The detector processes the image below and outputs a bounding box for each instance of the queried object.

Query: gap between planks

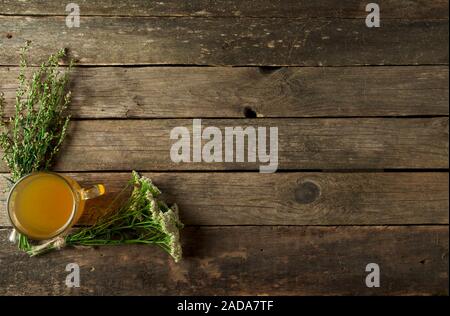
[1,14,449,20]
[0,0,448,19]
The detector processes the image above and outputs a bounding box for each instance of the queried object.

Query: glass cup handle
[80,184,106,200]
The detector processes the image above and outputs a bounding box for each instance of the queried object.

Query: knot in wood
[295,181,321,204]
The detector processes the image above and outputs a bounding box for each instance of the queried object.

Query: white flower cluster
[132,171,184,262]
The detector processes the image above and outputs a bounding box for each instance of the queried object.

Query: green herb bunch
[0,43,71,183]
[0,43,72,251]
[1,45,184,261]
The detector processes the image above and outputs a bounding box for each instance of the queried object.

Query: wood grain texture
[1,118,446,171]
[0,0,447,298]
[0,226,447,295]
[0,0,448,19]
[1,66,448,118]
[0,172,448,226]
[1,16,448,66]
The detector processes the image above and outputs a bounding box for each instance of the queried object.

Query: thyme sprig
[0,43,71,183]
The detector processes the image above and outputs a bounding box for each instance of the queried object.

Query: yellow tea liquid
[11,173,76,239]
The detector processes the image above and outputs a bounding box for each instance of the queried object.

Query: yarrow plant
[0,44,183,261]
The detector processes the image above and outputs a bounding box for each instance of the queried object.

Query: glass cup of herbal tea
[7,171,105,240]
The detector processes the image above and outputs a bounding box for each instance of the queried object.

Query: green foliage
[0,43,71,182]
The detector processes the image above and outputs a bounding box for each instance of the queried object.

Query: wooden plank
[1,66,448,118]
[0,226,447,295]
[0,17,448,66]
[0,0,448,19]
[2,118,447,171]
[0,172,447,226]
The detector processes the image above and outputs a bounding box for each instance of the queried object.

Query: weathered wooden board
[1,17,448,66]
[0,172,448,226]
[0,0,448,19]
[0,226,447,295]
[1,118,446,171]
[1,66,448,118]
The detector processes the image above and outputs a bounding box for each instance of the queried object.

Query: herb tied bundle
[0,45,183,262]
